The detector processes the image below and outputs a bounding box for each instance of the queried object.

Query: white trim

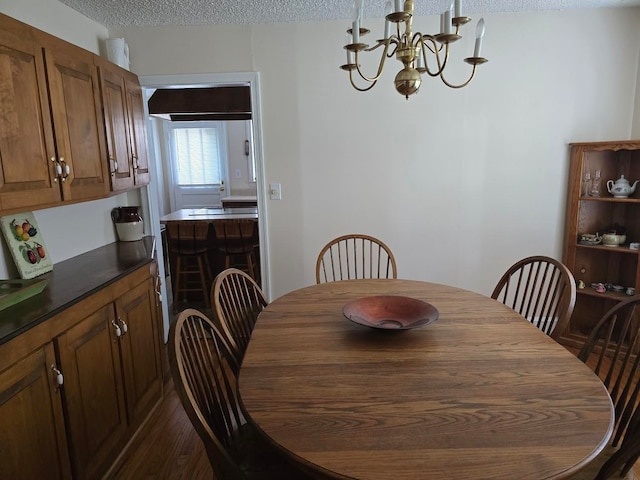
[138,72,271,302]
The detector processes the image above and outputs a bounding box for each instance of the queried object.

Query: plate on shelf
[579,235,602,246]
[342,295,439,330]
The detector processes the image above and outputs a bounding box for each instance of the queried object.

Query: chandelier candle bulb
[454,0,461,18]
[416,49,424,69]
[443,4,453,34]
[394,0,403,12]
[474,18,485,57]
[347,48,354,64]
[352,20,360,43]
[384,1,393,38]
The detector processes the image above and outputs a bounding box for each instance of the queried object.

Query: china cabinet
[561,140,640,348]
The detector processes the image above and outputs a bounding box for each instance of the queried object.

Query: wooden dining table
[239,279,614,480]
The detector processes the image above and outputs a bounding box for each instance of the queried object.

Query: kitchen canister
[111,206,143,241]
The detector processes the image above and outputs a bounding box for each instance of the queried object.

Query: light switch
[269,183,282,200]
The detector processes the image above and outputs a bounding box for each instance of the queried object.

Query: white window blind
[172,124,223,185]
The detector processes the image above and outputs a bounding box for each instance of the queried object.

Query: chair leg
[197,255,209,308]
[172,256,182,313]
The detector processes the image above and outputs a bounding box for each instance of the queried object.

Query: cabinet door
[56,303,128,480]
[99,65,135,192]
[42,36,110,202]
[125,77,151,186]
[117,279,163,429]
[0,342,71,480]
[0,15,61,211]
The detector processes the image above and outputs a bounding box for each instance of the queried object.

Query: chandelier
[341,0,487,99]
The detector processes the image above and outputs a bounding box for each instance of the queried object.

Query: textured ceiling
[58,0,640,27]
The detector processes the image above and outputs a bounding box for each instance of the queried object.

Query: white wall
[634,46,640,138]
[3,3,638,300]
[114,8,640,299]
[0,1,143,279]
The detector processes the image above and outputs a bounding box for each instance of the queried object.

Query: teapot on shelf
[607,175,639,198]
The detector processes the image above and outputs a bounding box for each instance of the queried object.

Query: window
[166,121,228,210]
[169,121,227,186]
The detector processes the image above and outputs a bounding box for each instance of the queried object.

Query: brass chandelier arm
[438,64,478,89]
[416,33,442,56]
[366,37,399,57]
[354,39,394,84]
[416,34,449,78]
[348,71,379,92]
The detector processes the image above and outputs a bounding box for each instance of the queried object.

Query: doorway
[138,72,269,339]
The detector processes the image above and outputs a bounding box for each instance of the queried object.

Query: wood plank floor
[108,378,212,480]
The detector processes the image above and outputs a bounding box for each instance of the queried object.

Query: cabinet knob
[112,319,122,338]
[132,155,138,170]
[60,158,70,181]
[155,274,163,303]
[118,317,128,334]
[51,364,64,389]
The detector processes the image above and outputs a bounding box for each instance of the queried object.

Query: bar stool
[166,221,213,312]
[213,219,259,283]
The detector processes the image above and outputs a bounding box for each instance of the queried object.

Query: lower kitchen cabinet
[0,342,72,480]
[57,277,162,480]
[56,302,128,480]
[0,241,163,480]
[116,279,163,430]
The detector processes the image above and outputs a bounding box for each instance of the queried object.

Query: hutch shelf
[561,140,640,348]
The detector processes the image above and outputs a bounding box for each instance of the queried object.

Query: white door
[166,120,229,211]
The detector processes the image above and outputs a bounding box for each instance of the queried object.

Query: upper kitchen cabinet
[35,29,111,202]
[97,58,150,192]
[125,76,151,187]
[0,15,62,212]
[0,13,150,215]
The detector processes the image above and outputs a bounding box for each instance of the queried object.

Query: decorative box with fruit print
[0,212,52,279]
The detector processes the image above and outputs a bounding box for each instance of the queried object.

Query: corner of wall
[633,45,640,138]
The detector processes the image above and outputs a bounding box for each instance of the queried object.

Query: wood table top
[239,279,613,480]
[159,207,258,222]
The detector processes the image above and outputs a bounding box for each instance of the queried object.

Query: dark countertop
[0,236,156,345]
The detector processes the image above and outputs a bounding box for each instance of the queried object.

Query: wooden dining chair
[169,309,313,480]
[315,234,397,284]
[491,255,576,340]
[165,221,213,312]
[212,268,268,367]
[565,295,640,479]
